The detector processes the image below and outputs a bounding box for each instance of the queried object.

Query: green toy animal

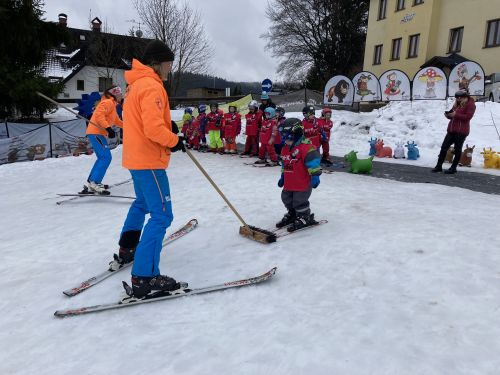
[344,150,374,174]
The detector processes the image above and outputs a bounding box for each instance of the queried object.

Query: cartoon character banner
[412,67,447,100]
[323,75,354,106]
[352,72,382,102]
[448,61,485,97]
[380,70,411,101]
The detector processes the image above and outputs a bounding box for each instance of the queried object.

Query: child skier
[181,107,193,135]
[302,105,321,149]
[242,100,262,156]
[255,107,279,166]
[197,104,208,151]
[276,118,322,232]
[318,107,334,165]
[83,85,123,195]
[187,115,201,150]
[223,104,241,154]
[275,107,286,158]
[206,102,224,154]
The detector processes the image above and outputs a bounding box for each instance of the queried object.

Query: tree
[0,0,69,120]
[262,0,368,90]
[133,0,213,96]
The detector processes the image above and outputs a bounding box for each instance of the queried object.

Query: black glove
[170,136,186,153]
[106,127,115,138]
[215,117,222,127]
[171,121,179,134]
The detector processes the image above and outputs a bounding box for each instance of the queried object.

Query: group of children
[179,96,335,168]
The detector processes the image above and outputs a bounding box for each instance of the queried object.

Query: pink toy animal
[375,139,393,158]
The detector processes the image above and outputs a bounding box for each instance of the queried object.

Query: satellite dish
[135,29,143,38]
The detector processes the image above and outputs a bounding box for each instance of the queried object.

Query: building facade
[363,0,500,77]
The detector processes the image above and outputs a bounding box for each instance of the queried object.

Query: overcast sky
[42,0,280,82]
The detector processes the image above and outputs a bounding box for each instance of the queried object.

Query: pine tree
[0,0,69,120]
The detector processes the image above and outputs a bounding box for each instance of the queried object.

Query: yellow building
[363,0,500,78]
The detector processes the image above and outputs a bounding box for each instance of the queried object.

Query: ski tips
[239,225,277,244]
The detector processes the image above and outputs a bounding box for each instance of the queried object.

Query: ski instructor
[115,39,186,299]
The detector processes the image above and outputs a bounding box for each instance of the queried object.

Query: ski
[244,162,280,168]
[274,219,328,238]
[57,193,135,200]
[62,219,198,297]
[56,178,132,205]
[54,267,277,318]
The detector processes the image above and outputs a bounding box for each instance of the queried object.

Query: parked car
[485,73,500,103]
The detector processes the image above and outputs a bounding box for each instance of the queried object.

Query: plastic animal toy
[375,139,392,158]
[480,148,500,169]
[368,137,378,156]
[405,141,420,160]
[393,142,405,159]
[459,144,475,167]
[445,146,454,163]
[344,150,374,174]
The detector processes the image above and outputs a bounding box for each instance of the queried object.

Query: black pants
[436,133,467,170]
[281,188,312,216]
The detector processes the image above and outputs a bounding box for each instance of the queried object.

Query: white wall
[58,65,127,100]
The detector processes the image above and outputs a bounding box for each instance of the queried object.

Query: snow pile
[0,147,500,374]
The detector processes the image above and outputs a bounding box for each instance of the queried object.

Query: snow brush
[185,149,276,244]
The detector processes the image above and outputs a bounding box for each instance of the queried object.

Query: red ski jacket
[223,113,241,138]
[259,118,278,144]
[302,117,321,148]
[281,139,322,191]
[206,110,224,132]
[245,111,262,137]
[317,118,333,141]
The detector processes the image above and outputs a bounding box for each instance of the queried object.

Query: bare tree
[133,0,212,95]
[262,0,368,86]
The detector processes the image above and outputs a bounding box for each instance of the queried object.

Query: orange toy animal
[375,139,393,158]
[459,144,475,167]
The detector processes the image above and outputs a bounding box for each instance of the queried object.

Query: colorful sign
[412,67,447,100]
[323,75,354,106]
[379,70,411,101]
[352,72,382,102]
[448,61,485,96]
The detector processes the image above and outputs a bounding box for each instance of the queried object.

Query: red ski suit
[302,117,321,148]
[223,112,241,152]
[281,141,320,191]
[206,110,224,132]
[317,118,333,158]
[244,110,262,155]
[258,118,278,162]
[187,120,201,149]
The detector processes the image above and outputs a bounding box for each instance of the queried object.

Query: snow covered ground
[1,145,500,374]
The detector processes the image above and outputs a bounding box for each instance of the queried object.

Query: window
[79,34,86,41]
[76,80,85,91]
[448,27,464,53]
[413,0,424,5]
[98,77,113,92]
[373,44,383,65]
[408,34,420,58]
[485,19,500,48]
[378,0,387,20]
[391,38,402,60]
[396,0,405,11]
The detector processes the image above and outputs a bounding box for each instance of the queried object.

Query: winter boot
[444,167,457,174]
[321,158,333,166]
[287,213,317,232]
[218,148,225,155]
[276,210,296,228]
[254,159,267,165]
[131,274,185,298]
[86,181,110,195]
[431,166,443,173]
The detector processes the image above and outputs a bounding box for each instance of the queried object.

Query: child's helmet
[248,100,259,109]
[264,107,276,119]
[184,107,193,115]
[282,118,303,143]
[276,107,285,117]
[305,105,315,116]
[182,113,192,122]
[198,104,207,113]
[321,107,332,116]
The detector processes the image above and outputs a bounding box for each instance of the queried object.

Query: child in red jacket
[242,100,262,156]
[302,105,321,149]
[223,105,241,154]
[318,107,334,165]
[276,118,322,232]
[187,116,201,151]
[255,107,279,166]
[206,102,224,154]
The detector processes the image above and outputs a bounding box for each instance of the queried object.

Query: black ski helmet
[282,118,303,143]
[276,107,285,117]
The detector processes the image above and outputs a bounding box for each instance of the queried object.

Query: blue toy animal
[368,137,378,156]
[405,141,420,160]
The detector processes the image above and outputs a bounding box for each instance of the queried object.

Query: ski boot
[109,230,141,271]
[268,161,280,167]
[130,274,186,299]
[254,159,267,165]
[287,213,318,232]
[86,181,110,195]
[276,210,296,228]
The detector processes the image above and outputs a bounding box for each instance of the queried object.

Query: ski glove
[311,175,320,188]
[170,136,186,153]
[106,127,115,138]
[278,174,284,188]
[171,121,179,134]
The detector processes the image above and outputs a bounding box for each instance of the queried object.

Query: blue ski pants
[121,170,174,277]
[87,134,111,184]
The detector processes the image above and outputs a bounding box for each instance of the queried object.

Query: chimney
[91,17,102,32]
[58,13,67,27]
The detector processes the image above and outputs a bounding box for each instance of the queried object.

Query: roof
[420,53,469,69]
[188,87,226,91]
[41,25,152,83]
